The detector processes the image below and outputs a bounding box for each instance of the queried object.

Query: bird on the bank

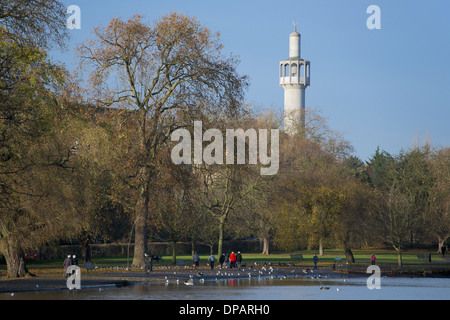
[184,279,194,286]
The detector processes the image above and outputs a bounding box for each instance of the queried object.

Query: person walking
[71,255,78,266]
[236,251,243,269]
[229,251,237,269]
[208,253,216,270]
[63,255,72,278]
[219,254,226,268]
[313,254,319,270]
[441,245,447,257]
[371,253,376,265]
[193,251,200,269]
[225,254,230,268]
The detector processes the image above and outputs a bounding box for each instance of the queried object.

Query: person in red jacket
[371,253,376,265]
[229,251,237,269]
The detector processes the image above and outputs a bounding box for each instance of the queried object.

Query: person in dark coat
[313,254,319,270]
[63,255,72,278]
[71,255,78,266]
[219,254,226,268]
[236,251,243,269]
[71,255,79,276]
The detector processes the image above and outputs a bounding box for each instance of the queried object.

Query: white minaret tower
[280,24,310,134]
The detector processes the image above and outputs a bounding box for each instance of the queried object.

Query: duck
[320,287,330,290]
[184,279,194,286]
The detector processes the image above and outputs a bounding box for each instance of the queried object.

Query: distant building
[280,24,310,134]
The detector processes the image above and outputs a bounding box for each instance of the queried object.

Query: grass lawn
[46,249,448,267]
[11,248,448,272]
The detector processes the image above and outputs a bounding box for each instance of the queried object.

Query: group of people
[63,254,79,278]
[192,251,244,270]
[218,251,243,269]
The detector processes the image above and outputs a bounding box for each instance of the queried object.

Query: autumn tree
[0,0,68,50]
[62,106,133,262]
[232,110,283,255]
[0,0,86,278]
[367,147,434,266]
[271,145,345,255]
[269,106,358,255]
[78,13,247,266]
[150,149,201,264]
[428,148,450,252]
[197,157,259,258]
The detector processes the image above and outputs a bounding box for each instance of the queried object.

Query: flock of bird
[7,262,349,296]
[155,263,345,293]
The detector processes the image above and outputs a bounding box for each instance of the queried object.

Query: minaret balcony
[280,76,310,86]
[279,59,311,87]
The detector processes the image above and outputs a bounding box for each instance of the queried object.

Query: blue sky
[55,0,450,162]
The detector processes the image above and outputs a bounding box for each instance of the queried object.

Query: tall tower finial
[293,21,297,32]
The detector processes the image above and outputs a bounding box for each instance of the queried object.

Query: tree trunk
[171,241,177,265]
[2,240,30,278]
[319,239,324,257]
[81,243,91,263]
[132,210,148,267]
[218,219,224,258]
[132,154,153,267]
[437,236,448,253]
[132,110,151,267]
[132,182,149,267]
[344,246,355,263]
[262,237,270,255]
[80,236,91,263]
[395,246,403,267]
[307,240,312,251]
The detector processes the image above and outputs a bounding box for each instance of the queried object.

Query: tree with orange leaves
[77,13,248,267]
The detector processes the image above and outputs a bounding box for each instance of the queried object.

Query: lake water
[2,276,450,300]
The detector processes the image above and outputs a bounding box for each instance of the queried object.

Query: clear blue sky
[55,0,450,162]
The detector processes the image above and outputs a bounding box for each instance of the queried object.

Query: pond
[1,275,449,300]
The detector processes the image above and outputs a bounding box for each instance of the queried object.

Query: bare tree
[429,148,450,252]
[78,13,247,266]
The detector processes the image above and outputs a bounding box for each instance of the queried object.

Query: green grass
[20,248,448,269]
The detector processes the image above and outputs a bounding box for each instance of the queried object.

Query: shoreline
[1,264,449,294]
